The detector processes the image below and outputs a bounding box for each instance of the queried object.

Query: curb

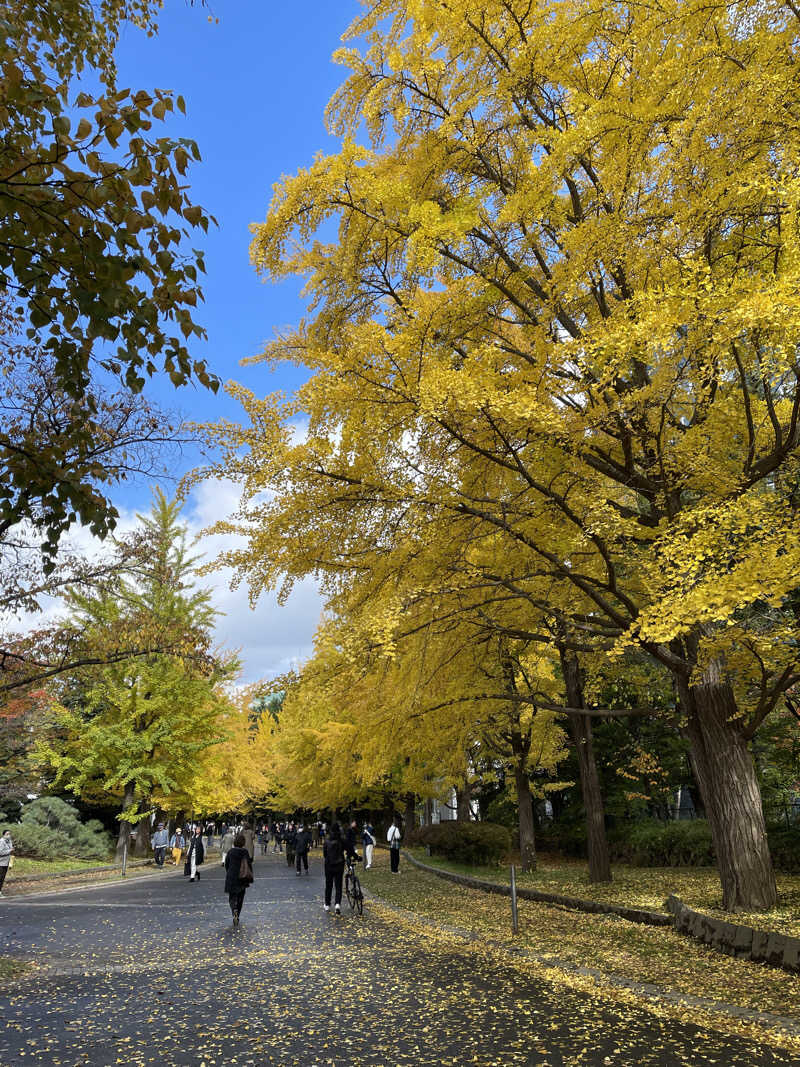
[10,858,153,884]
[402,849,670,927]
[668,894,800,975]
[1,862,187,900]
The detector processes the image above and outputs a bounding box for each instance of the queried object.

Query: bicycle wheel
[345,870,356,909]
[354,876,363,915]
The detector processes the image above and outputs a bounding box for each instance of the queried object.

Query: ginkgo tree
[197,0,800,909]
[36,492,238,857]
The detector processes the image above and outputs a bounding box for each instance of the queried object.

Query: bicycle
[344,854,364,915]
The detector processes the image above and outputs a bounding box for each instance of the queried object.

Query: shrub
[617,819,715,866]
[414,821,511,866]
[1,797,111,861]
[766,826,800,873]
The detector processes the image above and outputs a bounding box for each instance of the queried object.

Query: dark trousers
[296,849,308,872]
[0,865,8,891]
[390,847,400,872]
[286,845,295,865]
[154,846,166,867]
[324,867,343,906]
[229,889,246,916]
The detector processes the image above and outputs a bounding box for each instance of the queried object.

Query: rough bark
[403,792,416,836]
[423,797,433,826]
[115,782,136,861]
[513,760,537,872]
[456,780,473,821]
[679,672,777,911]
[132,811,151,857]
[560,649,612,883]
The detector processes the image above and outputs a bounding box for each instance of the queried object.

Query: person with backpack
[387,816,402,873]
[224,832,254,926]
[362,822,376,869]
[323,822,345,914]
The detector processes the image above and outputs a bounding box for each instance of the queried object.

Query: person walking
[387,816,402,873]
[295,824,311,875]
[323,822,345,914]
[344,819,359,863]
[205,823,214,850]
[242,823,255,861]
[0,830,14,896]
[224,832,254,925]
[186,826,205,881]
[151,823,168,869]
[286,822,297,867]
[312,821,320,849]
[220,826,234,867]
[362,822,376,870]
[170,827,186,867]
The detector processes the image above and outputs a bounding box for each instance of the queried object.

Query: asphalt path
[0,851,795,1066]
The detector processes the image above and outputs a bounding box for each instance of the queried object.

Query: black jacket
[224,846,252,894]
[187,836,205,864]
[323,836,344,871]
[343,826,357,859]
[295,829,311,854]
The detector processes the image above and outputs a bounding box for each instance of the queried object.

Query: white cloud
[183,477,323,683]
[6,478,323,686]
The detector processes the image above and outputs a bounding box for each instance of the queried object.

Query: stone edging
[401,849,799,977]
[401,849,671,927]
[667,894,800,975]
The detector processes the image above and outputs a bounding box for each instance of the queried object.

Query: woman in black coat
[323,822,345,914]
[224,832,253,925]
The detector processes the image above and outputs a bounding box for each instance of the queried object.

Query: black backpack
[326,838,343,866]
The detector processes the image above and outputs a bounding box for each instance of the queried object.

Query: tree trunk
[115,782,136,862]
[560,649,612,883]
[514,761,537,872]
[456,781,472,821]
[403,792,416,836]
[423,797,433,826]
[680,674,776,911]
[132,811,151,857]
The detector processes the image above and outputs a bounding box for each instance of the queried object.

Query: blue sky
[114,0,361,499]
[95,2,367,679]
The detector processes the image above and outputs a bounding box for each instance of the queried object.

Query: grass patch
[363,849,800,1023]
[406,848,800,938]
[10,856,114,878]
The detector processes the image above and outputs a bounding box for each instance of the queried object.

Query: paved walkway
[0,851,794,1065]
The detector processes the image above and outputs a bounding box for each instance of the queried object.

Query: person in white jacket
[387,817,402,873]
[0,830,14,896]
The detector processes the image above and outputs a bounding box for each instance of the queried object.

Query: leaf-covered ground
[405,849,800,938]
[365,850,800,1031]
[0,850,796,1065]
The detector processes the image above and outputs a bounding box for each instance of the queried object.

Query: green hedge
[766,826,800,873]
[538,818,800,871]
[611,819,714,867]
[2,797,111,861]
[410,821,511,866]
